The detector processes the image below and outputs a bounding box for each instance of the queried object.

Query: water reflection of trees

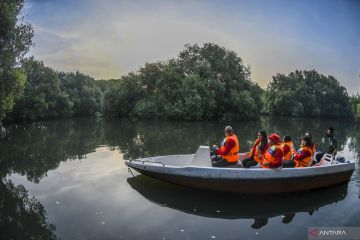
[0,179,58,240]
[260,116,353,151]
[0,117,357,239]
[0,119,104,240]
[0,117,357,182]
[104,119,225,159]
[109,116,356,160]
[0,119,103,182]
[349,124,360,160]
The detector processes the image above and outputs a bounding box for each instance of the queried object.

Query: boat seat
[316,153,334,166]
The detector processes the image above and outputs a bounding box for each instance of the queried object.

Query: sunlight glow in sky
[24,0,360,93]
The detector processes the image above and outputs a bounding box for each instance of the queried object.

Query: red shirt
[217,138,235,156]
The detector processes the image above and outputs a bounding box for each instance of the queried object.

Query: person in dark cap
[211,126,239,167]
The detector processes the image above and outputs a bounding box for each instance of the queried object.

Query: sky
[23,0,360,93]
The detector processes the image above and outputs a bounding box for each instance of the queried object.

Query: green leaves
[6,58,103,122]
[265,70,352,119]
[0,0,33,124]
[349,94,360,123]
[102,43,263,121]
[0,68,27,121]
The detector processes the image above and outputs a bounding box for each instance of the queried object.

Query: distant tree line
[1,2,359,124]
[264,70,354,119]
[2,44,360,124]
[100,43,263,121]
[5,58,103,122]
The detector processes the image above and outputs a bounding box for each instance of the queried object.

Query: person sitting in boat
[242,130,269,168]
[305,131,316,158]
[258,133,283,169]
[283,135,313,168]
[314,127,337,163]
[211,126,239,167]
[282,135,295,161]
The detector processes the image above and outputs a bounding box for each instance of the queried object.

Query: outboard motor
[335,156,349,163]
[335,156,345,163]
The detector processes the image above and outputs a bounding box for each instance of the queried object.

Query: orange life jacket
[310,143,316,157]
[294,146,313,168]
[220,134,239,163]
[261,144,283,168]
[250,139,268,163]
[282,141,295,161]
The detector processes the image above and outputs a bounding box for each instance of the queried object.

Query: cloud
[28,1,242,80]
[25,0,360,93]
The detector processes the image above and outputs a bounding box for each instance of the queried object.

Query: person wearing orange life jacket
[282,135,295,161]
[242,131,269,168]
[304,132,316,159]
[283,135,313,168]
[257,133,283,169]
[211,126,239,167]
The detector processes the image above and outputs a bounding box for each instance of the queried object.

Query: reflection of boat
[125,146,355,193]
[127,174,348,220]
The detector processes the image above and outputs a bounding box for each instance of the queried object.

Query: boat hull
[125,160,355,193]
[127,174,348,219]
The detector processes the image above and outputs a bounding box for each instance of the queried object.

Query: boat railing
[129,159,165,167]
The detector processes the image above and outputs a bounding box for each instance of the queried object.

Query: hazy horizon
[23,0,360,93]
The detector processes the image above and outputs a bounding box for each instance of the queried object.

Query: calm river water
[0,117,359,240]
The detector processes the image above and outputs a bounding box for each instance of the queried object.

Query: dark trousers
[211,155,237,167]
[283,160,295,168]
[242,157,258,168]
[315,152,325,163]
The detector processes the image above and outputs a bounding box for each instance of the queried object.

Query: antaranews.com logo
[308,227,360,240]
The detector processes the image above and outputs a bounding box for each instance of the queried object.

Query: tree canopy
[7,58,103,122]
[265,70,352,118]
[103,43,264,120]
[0,0,33,123]
[1,42,359,123]
[350,94,360,123]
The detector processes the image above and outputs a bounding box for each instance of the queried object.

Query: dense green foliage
[2,42,359,123]
[6,58,102,122]
[350,94,360,123]
[0,0,357,123]
[103,43,264,120]
[265,70,353,118]
[0,0,33,123]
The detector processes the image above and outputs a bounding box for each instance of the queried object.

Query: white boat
[125,146,355,193]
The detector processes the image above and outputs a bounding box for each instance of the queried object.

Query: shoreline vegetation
[3,43,360,125]
[1,1,360,126]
